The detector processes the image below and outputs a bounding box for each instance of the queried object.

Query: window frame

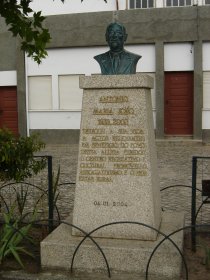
[165,0,192,6]
[130,0,155,9]
[58,74,84,111]
[28,75,52,111]
[204,0,210,5]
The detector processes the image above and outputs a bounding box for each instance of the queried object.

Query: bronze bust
[94,22,141,75]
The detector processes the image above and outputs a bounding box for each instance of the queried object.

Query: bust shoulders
[94,50,141,63]
[121,50,142,62]
[94,49,141,75]
[94,51,110,63]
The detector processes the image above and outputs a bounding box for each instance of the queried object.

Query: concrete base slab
[41,211,185,280]
[0,270,153,280]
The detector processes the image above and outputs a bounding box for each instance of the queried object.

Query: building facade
[1,1,210,143]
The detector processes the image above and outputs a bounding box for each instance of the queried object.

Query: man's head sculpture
[94,22,141,75]
[105,22,128,53]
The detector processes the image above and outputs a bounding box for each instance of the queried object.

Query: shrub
[0,129,46,182]
[0,207,36,267]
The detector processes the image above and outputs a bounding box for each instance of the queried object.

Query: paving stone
[1,140,210,280]
[39,140,210,226]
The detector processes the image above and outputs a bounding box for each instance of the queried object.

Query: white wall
[164,43,194,71]
[26,0,209,17]
[28,111,81,129]
[27,45,155,75]
[203,42,210,71]
[30,0,121,16]
[0,71,17,86]
[29,0,167,16]
[26,45,155,131]
[202,42,210,129]
[29,0,207,16]
[156,0,164,7]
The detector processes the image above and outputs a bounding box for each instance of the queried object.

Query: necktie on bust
[113,54,120,73]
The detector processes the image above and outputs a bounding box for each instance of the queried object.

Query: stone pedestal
[72,74,161,240]
[41,212,185,280]
[41,74,184,279]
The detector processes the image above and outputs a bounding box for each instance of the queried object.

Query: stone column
[155,41,164,139]
[193,39,203,140]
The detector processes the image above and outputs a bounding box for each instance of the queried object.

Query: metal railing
[1,154,210,278]
[191,156,210,251]
[0,155,76,232]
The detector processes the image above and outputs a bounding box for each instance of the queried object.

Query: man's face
[106,24,127,52]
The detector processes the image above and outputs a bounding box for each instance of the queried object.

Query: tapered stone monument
[41,74,184,279]
[72,74,161,240]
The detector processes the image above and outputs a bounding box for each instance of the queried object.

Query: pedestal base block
[41,211,185,280]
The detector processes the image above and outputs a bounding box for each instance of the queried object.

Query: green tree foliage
[0,0,106,64]
[0,0,52,64]
[0,129,46,182]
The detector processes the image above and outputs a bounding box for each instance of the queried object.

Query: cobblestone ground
[156,140,210,225]
[39,140,210,225]
[1,140,210,280]
[2,140,209,225]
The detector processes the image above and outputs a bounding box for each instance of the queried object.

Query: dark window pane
[130,0,135,8]
[142,0,147,8]
[206,0,210,4]
[136,0,141,8]
[186,0,192,5]
[149,0,154,7]
[173,0,178,6]
[166,0,171,6]
[179,0,184,6]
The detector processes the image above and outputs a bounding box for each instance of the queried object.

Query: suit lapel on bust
[118,52,132,74]
[101,52,114,74]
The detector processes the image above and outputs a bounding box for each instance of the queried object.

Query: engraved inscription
[98,118,129,126]
[99,96,128,103]
[94,201,109,206]
[118,107,134,115]
[113,201,128,207]
[93,108,113,115]
[78,94,148,184]
[93,201,128,207]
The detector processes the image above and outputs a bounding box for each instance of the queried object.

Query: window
[205,0,210,5]
[130,0,154,9]
[58,75,83,110]
[166,0,192,6]
[203,72,210,108]
[28,76,52,110]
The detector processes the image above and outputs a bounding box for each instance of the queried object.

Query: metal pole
[116,0,119,10]
[191,156,197,251]
[47,156,54,232]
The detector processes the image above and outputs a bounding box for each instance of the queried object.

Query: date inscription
[93,201,128,207]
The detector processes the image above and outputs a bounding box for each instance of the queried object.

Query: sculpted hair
[105,22,127,39]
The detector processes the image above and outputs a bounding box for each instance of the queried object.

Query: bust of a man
[94,22,141,75]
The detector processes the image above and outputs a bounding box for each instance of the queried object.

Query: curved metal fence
[1,217,210,279]
[1,155,210,279]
